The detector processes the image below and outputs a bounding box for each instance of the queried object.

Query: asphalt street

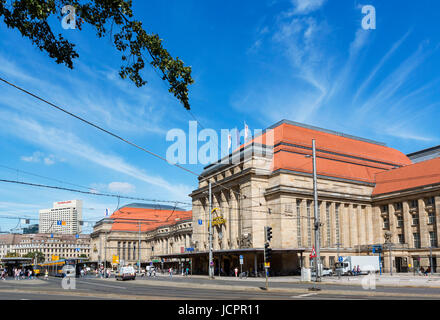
[1,275,440,300]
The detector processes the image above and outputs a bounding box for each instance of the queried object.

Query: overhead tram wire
[0,77,272,213]
[0,179,191,206]
[0,177,304,217]
[0,164,97,192]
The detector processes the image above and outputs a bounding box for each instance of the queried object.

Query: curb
[97,278,440,298]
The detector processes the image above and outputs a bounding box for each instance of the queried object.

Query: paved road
[1,275,440,300]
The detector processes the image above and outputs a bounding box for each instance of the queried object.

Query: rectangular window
[397,215,403,228]
[133,243,136,260]
[335,204,340,245]
[326,203,331,247]
[412,214,419,226]
[398,234,405,244]
[430,232,437,247]
[381,205,388,213]
[307,200,312,248]
[428,212,436,225]
[127,242,131,261]
[395,202,402,211]
[410,200,418,209]
[427,197,435,206]
[413,233,421,249]
[296,199,302,247]
[383,216,389,229]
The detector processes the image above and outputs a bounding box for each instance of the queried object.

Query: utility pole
[335,242,342,279]
[138,220,141,272]
[312,139,321,283]
[209,180,213,279]
[104,231,107,274]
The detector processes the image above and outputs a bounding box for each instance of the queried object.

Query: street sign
[338,256,343,262]
[265,262,270,268]
[186,247,194,252]
[310,246,317,258]
[210,261,214,266]
[239,255,244,265]
[198,219,203,225]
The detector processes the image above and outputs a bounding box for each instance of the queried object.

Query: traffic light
[265,226,272,242]
[264,243,272,262]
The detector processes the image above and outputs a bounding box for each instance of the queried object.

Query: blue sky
[0,0,439,232]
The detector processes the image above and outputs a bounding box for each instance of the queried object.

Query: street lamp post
[208,180,214,279]
[138,221,141,272]
[312,139,321,284]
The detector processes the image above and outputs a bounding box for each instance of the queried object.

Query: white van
[116,266,136,281]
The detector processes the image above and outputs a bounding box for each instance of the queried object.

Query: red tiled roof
[373,157,440,195]
[110,207,192,232]
[245,122,412,183]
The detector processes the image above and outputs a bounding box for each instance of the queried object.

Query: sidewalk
[129,272,440,288]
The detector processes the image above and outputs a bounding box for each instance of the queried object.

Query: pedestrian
[44,269,48,280]
[80,269,84,277]
[169,267,173,279]
[234,267,238,278]
[357,265,361,276]
[420,266,425,275]
[107,269,111,278]
[186,267,189,277]
[425,267,430,276]
[1,269,5,280]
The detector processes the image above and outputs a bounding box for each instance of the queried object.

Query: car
[311,268,333,277]
[321,268,333,276]
[115,266,136,281]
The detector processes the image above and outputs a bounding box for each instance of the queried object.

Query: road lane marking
[76,280,127,290]
[291,293,318,298]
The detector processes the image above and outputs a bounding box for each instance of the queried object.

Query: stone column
[358,205,366,246]
[372,206,382,244]
[365,205,373,245]
[388,203,397,244]
[435,196,440,248]
[340,204,349,248]
[301,200,308,248]
[403,201,412,249]
[349,204,357,248]
[320,201,327,248]
[330,202,336,248]
[418,198,430,248]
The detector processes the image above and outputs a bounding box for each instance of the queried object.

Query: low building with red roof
[90,203,192,271]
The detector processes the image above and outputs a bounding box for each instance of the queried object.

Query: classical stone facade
[189,120,440,275]
[0,233,90,262]
[90,203,192,271]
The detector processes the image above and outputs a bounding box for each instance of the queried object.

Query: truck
[335,256,380,275]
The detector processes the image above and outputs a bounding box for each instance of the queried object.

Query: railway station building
[189,120,440,275]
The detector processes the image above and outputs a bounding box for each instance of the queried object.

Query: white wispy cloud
[288,0,327,16]
[357,42,429,115]
[352,30,411,104]
[0,110,193,202]
[21,151,60,165]
[107,182,136,194]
